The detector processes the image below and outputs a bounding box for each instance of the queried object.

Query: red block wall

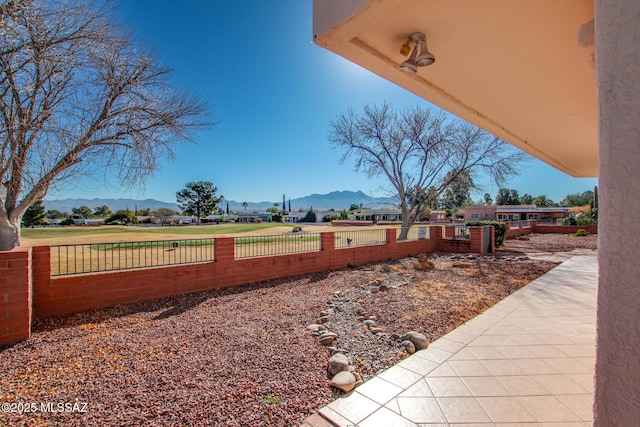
[33,231,443,319]
[0,247,32,345]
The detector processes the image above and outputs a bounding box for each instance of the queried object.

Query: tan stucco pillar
[594,0,640,424]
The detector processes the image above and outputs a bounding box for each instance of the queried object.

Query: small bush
[576,215,596,226]
[573,229,590,237]
[465,220,508,247]
[270,212,283,222]
[322,215,339,223]
[260,395,281,404]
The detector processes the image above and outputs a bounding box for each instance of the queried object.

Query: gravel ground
[501,232,597,253]
[0,233,595,427]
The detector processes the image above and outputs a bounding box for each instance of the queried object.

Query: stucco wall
[594,0,640,424]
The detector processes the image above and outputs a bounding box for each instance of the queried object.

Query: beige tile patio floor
[303,255,597,427]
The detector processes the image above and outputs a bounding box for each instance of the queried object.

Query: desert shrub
[270,212,283,222]
[106,209,138,225]
[573,228,590,236]
[322,215,339,223]
[576,215,596,226]
[465,220,508,247]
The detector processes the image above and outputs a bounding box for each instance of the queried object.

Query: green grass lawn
[21,223,295,245]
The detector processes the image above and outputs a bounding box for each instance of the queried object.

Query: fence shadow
[31,266,361,333]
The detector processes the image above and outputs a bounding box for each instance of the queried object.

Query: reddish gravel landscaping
[0,233,595,426]
[501,232,597,253]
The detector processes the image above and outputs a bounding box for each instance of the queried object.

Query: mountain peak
[44,190,397,213]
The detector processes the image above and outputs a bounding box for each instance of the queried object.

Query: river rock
[318,332,338,346]
[353,372,363,387]
[363,319,377,327]
[369,327,385,334]
[327,353,350,376]
[307,323,326,332]
[400,331,429,351]
[329,371,357,392]
[401,340,416,354]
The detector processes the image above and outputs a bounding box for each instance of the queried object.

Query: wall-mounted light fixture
[400,32,435,73]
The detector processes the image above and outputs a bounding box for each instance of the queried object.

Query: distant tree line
[489,188,597,209]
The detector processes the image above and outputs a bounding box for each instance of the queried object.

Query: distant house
[283,213,304,223]
[429,210,448,222]
[465,205,569,222]
[237,213,272,223]
[354,209,402,223]
[203,214,239,223]
[72,218,105,226]
[465,206,496,221]
[174,216,196,224]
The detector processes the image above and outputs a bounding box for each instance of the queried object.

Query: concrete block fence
[0,226,492,346]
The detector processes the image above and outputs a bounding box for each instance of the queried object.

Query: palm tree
[532,194,554,207]
[242,201,248,213]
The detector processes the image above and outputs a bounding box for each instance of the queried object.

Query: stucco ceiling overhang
[313,0,598,177]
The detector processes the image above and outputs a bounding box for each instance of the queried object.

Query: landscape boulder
[318,332,338,346]
[400,331,429,351]
[413,258,435,271]
[307,323,326,333]
[329,371,357,393]
[401,340,416,354]
[327,353,350,376]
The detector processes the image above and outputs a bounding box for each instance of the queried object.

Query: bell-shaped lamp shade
[400,45,418,73]
[415,38,435,66]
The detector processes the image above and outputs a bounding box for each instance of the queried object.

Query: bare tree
[329,103,528,240]
[0,0,211,250]
[154,207,177,226]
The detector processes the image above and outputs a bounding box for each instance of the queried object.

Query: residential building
[465,205,569,222]
[429,210,447,222]
[353,209,402,222]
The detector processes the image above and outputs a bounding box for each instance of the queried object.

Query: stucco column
[594,0,640,424]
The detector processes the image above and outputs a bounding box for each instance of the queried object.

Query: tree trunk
[397,205,412,241]
[0,214,21,251]
[398,224,410,240]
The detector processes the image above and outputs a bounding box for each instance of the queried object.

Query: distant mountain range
[43,190,397,213]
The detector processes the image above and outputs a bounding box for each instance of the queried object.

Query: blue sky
[50,0,597,205]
